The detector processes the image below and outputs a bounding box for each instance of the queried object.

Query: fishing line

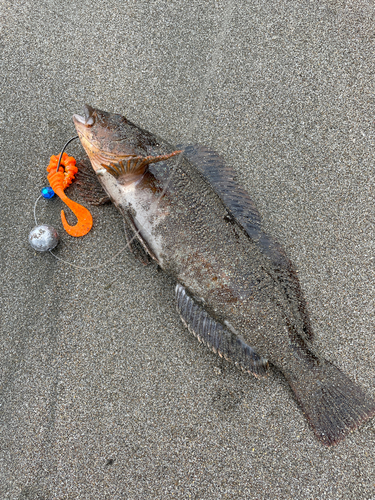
[33,193,131,270]
[55,136,79,172]
[31,133,135,270]
[33,195,43,226]
[48,233,130,270]
[32,2,236,271]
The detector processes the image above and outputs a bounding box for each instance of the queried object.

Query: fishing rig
[28,136,93,252]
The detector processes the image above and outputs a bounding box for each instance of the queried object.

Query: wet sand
[1,0,374,498]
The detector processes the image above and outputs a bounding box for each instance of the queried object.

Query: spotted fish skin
[73,105,375,446]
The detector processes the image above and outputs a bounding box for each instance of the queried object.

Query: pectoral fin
[102,150,182,184]
[175,284,269,378]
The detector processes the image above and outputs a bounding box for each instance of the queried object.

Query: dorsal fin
[179,144,313,341]
[177,144,262,238]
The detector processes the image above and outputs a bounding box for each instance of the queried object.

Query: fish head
[73,105,181,192]
[73,105,147,173]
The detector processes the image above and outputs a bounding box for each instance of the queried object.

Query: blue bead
[41,186,55,199]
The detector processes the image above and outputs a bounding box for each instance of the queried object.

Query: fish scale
[73,105,375,446]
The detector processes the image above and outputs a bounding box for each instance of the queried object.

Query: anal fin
[175,284,269,378]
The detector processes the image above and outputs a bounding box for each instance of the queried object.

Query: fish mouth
[73,105,133,173]
[73,104,95,128]
[73,105,104,172]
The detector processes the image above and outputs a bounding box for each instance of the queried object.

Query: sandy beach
[1,0,374,498]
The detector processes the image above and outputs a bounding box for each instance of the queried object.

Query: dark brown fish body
[74,105,375,446]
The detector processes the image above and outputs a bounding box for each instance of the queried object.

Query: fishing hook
[47,139,93,237]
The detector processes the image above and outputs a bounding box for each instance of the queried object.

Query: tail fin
[286,360,375,446]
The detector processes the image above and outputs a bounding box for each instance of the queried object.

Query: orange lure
[47,153,93,237]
